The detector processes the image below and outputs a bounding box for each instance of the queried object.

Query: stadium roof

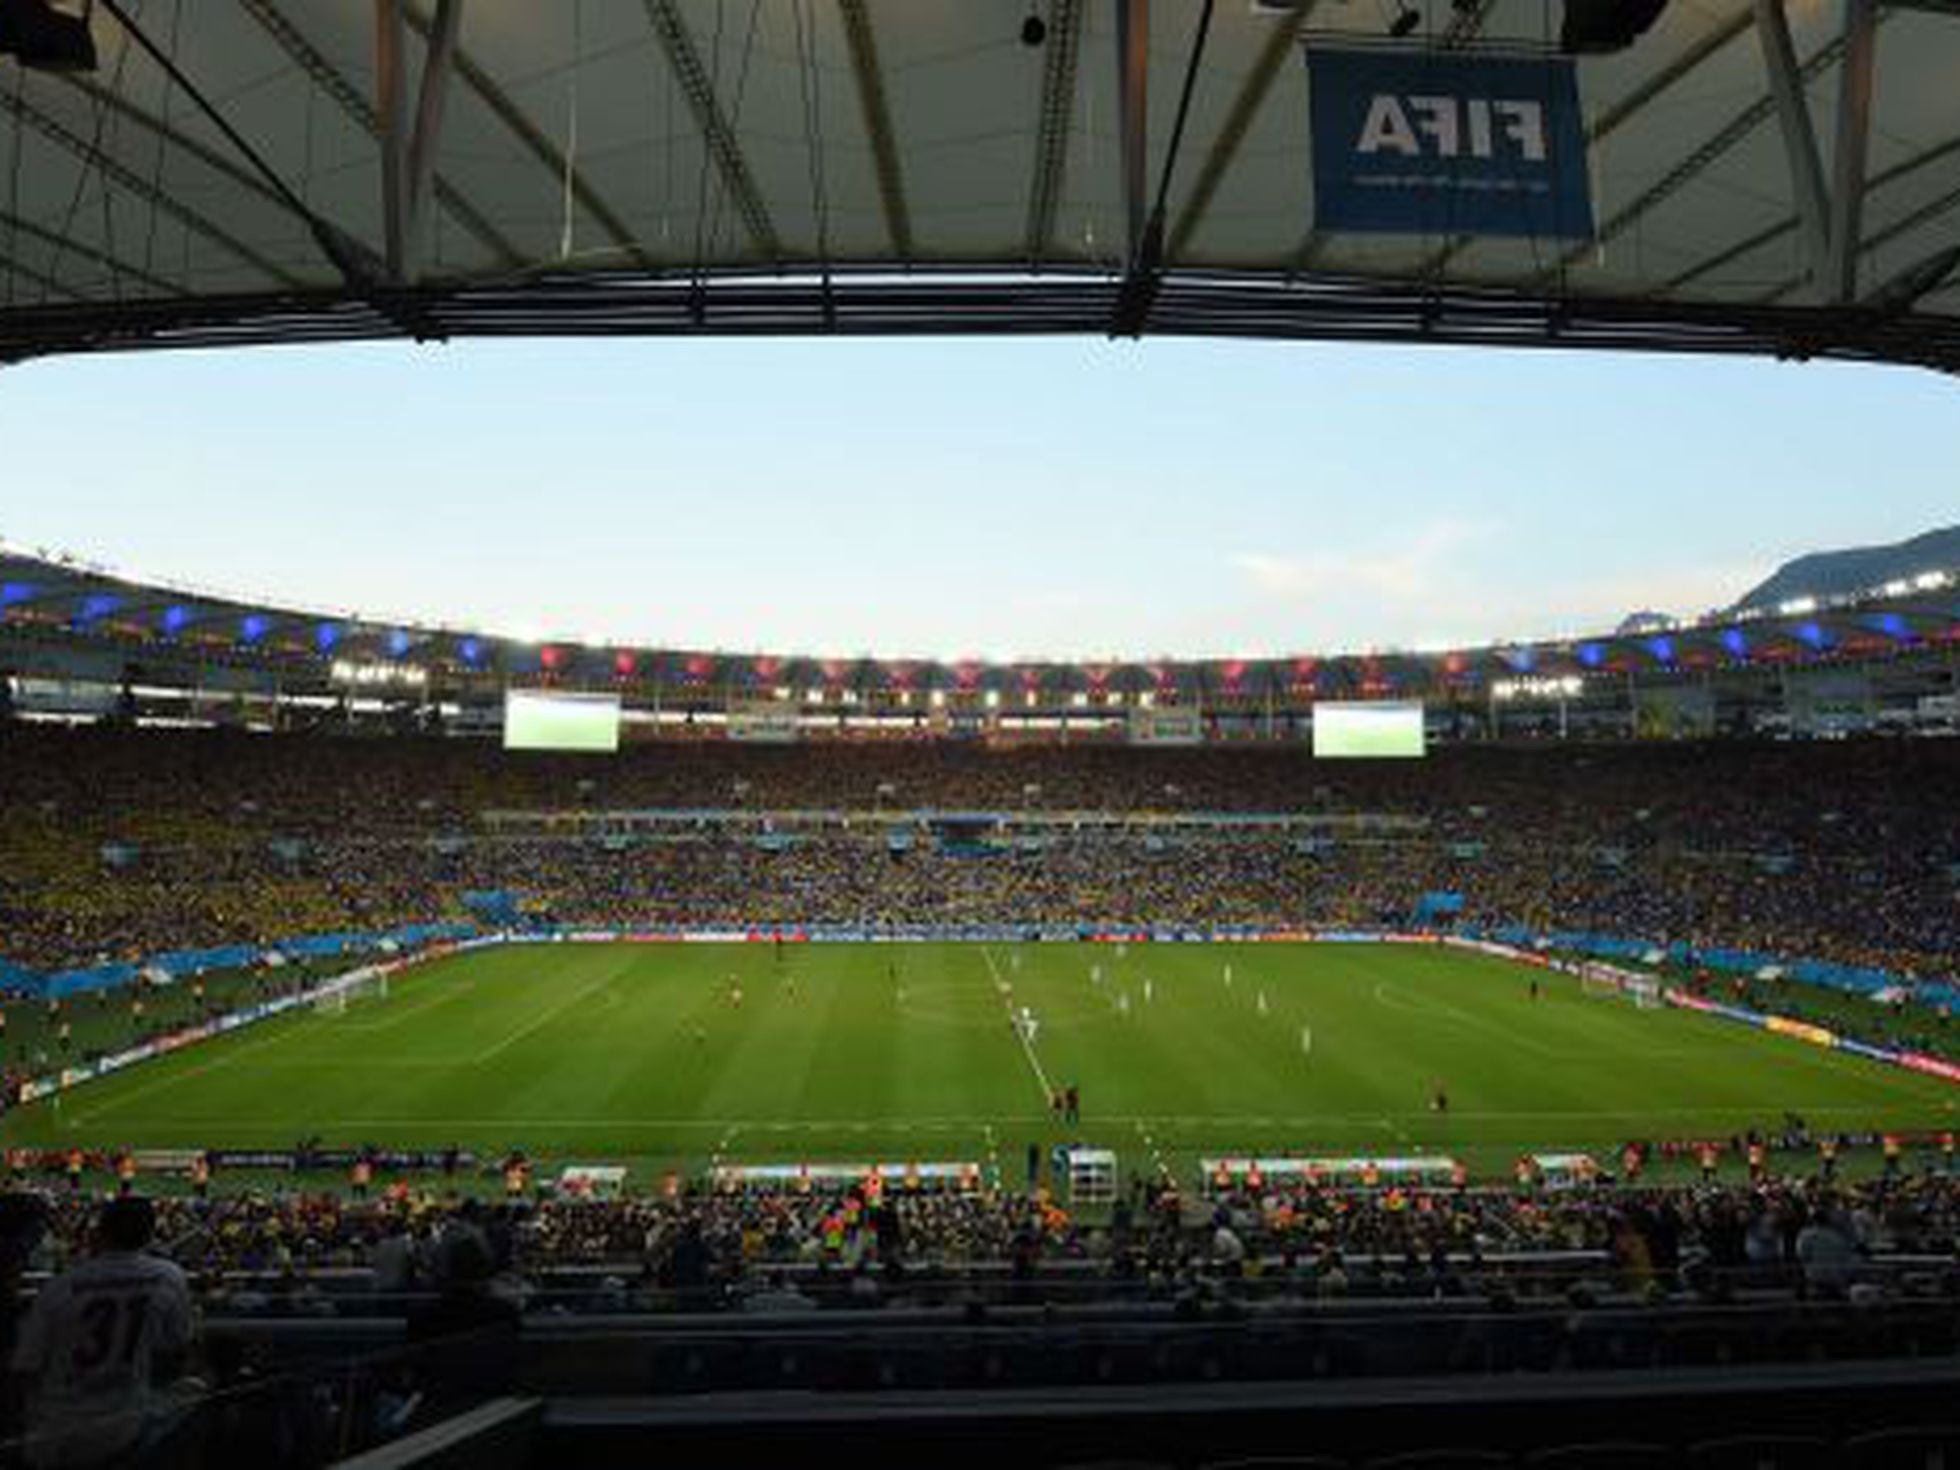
[1,0,1959,371]
[3,543,1954,695]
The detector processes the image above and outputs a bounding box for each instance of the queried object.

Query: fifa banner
[1306,47,1593,239]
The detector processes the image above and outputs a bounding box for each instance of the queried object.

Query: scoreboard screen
[503,690,621,752]
[1312,700,1426,759]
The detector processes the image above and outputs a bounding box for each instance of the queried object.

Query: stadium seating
[0,726,1954,986]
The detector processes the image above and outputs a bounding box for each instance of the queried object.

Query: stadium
[4,1,1960,1467]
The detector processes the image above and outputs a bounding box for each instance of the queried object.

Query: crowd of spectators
[12,1166,1960,1466]
[0,725,1954,983]
[11,1163,1960,1319]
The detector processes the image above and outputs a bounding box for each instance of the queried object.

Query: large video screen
[503,690,621,752]
[1312,700,1426,759]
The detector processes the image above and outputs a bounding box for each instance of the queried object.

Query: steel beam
[1865,243,1960,313]
[1548,21,1871,281]
[377,0,461,283]
[0,209,180,297]
[1025,0,1084,263]
[376,0,410,280]
[240,0,520,273]
[838,0,911,257]
[1760,176,1960,304]
[0,88,306,289]
[0,250,87,304]
[642,0,781,262]
[1754,0,1831,288]
[52,74,295,218]
[406,0,463,275]
[4,268,1958,374]
[1168,0,1316,261]
[96,0,379,288]
[1424,7,1754,279]
[403,2,652,270]
[1668,132,1960,296]
[1116,0,1149,269]
[1826,0,1877,302]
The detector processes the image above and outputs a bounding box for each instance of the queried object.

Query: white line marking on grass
[471,964,623,1065]
[981,945,1057,1107]
[64,1016,314,1125]
[333,980,474,1032]
[91,1113,1051,1133]
[1370,980,1562,1057]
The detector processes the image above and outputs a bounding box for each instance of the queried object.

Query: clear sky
[0,337,1955,660]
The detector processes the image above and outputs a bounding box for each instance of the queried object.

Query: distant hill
[1733,525,1960,611]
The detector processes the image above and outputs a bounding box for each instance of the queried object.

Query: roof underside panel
[0,0,1955,370]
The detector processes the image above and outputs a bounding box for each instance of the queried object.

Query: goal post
[313,967,389,1015]
[1576,961,1662,1010]
[1580,968,1622,1000]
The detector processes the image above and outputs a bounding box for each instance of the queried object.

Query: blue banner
[1307,47,1593,239]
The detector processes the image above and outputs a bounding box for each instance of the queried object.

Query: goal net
[313,969,389,1015]
[1578,963,1662,1010]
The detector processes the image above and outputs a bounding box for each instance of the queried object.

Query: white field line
[1369,979,1565,1058]
[64,1018,310,1126]
[332,978,475,1032]
[86,1098,1957,1136]
[980,945,1057,1107]
[470,962,626,1065]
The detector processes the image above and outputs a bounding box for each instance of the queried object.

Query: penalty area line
[981,945,1058,1108]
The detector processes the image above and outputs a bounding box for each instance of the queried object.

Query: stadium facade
[2,543,1954,740]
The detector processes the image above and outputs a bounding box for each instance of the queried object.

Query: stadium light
[1779,596,1819,616]
[1493,675,1583,701]
[330,660,428,689]
[1559,0,1667,53]
[0,0,97,71]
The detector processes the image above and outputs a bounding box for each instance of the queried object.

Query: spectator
[8,1196,196,1469]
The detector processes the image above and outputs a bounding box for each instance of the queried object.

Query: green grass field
[4,941,1956,1185]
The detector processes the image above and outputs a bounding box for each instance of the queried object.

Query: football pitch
[4,941,1956,1184]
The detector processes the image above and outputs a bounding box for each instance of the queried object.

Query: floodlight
[1560,0,1666,52]
[0,0,97,71]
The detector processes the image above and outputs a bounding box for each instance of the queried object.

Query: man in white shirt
[10,1196,197,1468]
